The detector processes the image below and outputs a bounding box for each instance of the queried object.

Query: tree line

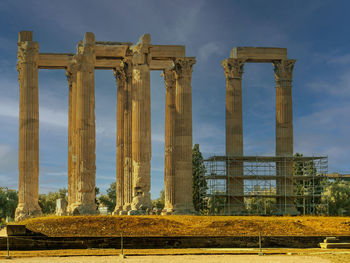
[1,147,350,222]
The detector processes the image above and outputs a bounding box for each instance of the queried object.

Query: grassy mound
[16,215,350,237]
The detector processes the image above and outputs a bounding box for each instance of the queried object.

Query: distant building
[328,173,350,182]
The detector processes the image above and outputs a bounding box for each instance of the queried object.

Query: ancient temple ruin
[15,31,195,221]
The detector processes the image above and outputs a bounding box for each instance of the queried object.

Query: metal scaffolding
[204,155,328,215]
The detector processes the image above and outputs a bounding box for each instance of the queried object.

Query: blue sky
[0,0,349,198]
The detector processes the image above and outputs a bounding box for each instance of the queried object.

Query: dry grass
[13,215,350,237]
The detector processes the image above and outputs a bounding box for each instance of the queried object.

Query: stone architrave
[163,68,176,214]
[66,63,78,214]
[221,58,245,214]
[113,65,126,214]
[70,33,98,215]
[273,59,297,214]
[130,35,152,212]
[15,31,42,221]
[173,57,196,214]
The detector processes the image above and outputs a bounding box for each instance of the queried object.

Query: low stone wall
[2,235,350,250]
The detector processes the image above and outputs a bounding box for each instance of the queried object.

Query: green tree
[0,188,18,221]
[192,144,208,214]
[152,190,165,210]
[293,153,324,215]
[320,179,350,216]
[98,182,116,213]
[38,188,67,215]
[245,186,276,215]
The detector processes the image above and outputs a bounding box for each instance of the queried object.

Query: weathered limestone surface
[66,63,78,214]
[122,58,134,213]
[15,31,42,221]
[69,33,98,215]
[274,59,297,215]
[16,31,196,219]
[222,58,245,214]
[173,58,196,214]
[231,47,287,62]
[130,35,152,212]
[163,68,176,213]
[113,66,125,214]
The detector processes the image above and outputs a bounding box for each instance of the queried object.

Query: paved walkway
[0,255,331,263]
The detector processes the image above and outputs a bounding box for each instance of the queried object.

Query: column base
[70,203,99,215]
[172,204,196,215]
[112,205,123,215]
[15,203,42,222]
[131,193,152,211]
[161,206,174,215]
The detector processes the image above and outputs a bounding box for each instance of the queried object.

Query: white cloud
[198,42,222,62]
[308,69,350,97]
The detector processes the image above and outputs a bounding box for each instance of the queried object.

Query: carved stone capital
[162,69,175,91]
[131,34,152,66]
[273,59,295,82]
[113,67,126,83]
[174,57,196,79]
[17,41,39,76]
[65,63,77,87]
[221,58,245,79]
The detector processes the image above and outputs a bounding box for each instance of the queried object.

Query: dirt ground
[0,249,349,262]
[15,215,350,237]
[0,255,338,263]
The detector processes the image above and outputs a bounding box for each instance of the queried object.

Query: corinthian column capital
[174,57,196,79]
[17,41,39,80]
[65,63,77,87]
[162,69,176,91]
[221,58,245,80]
[273,59,296,82]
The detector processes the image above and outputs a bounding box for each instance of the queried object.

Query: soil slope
[15,215,350,237]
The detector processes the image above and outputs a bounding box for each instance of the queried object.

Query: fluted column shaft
[274,59,296,214]
[163,69,176,213]
[15,31,42,221]
[113,66,126,213]
[222,58,245,214]
[123,59,133,212]
[66,64,77,214]
[173,58,196,214]
[130,34,152,212]
[71,33,97,214]
[131,63,152,210]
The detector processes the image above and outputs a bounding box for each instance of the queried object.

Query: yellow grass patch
[14,215,350,237]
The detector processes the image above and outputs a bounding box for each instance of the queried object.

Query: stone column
[273,59,297,215]
[130,35,152,213]
[66,64,78,214]
[221,58,245,214]
[162,68,176,214]
[70,33,97,215]
[173,57,196,214]
[15,31,42,221]
[113,65,125,214]
[122,58,133,213]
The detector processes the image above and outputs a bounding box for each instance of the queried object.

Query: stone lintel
[149,59,174,70]
[95,45,129,58]
[96,41,132,46]
[18,31,33,42]
[38,53,74,69]
[38,54,182,70]
[231,47,287,62]
[151,45,185,58]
